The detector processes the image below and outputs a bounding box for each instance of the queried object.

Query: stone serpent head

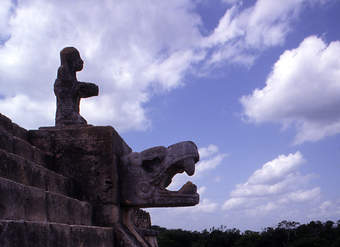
[119,141,200,208]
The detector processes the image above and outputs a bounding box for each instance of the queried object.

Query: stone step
[0,177,92,225]
[0,128,53,168]
[0,148,74,196]
[0,113,28,141]
[0,220,114,247]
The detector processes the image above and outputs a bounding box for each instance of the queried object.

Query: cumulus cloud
[198,186,207,195]
[198,144,219,159]
[241,36,340,144]
[197,153,228,173]
[0,0,203,130]
[279,188,321,204]
[192,198,219,213]
[0,0,326,130]
[202,0,324,66]
[319,200,340,216]
[247,152,304,185]
[307,199,340,220]
[196,144,228,174]
[222,152,320,217]
[0,94,55,127]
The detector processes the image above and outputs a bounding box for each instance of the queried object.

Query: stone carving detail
[0,47,200,247]
[120,142,199,208]
[52,47,201,247]
[119,142,199,246]
[54,47,99,127]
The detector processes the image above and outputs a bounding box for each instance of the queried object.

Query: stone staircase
[0,113,114,247]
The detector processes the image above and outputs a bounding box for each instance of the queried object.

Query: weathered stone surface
[28,129,54,152]
[0,177,46,221]
[29,126,131,226]
[0,177,89,225]
[0,220,114,247]
[0,220,27,247]
[12,136,51,166]
[44,168,75,197]
[20,124,199,246]
[12,136,34,161]
[0,128,14,153]
[54,47,98,127]
[11,122,28,140]
[46,191,92,225]
[0,113,28,141]
[32,146,54,167]
[93,204,120,227]
[71,225,114,246]
[0,113,13,133]
[48,223,71,246]
[120,141,199,208]
[0,149,73,196]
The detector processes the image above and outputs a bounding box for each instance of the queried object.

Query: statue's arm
[77,82,99,98]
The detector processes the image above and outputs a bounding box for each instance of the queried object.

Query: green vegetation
[153,220,340,247]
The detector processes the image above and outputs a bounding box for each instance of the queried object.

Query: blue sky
[1,0,340,231]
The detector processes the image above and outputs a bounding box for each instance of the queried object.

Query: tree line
[153,220,340,247]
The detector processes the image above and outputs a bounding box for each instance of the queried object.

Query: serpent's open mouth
[160,157,197,193]
[155,150,199,207]
[120,141,200,208]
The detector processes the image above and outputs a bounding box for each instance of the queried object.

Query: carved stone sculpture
[0,47,200,247]
[120,142,199,208]
[54,47,99,127]
[119,142,200,246]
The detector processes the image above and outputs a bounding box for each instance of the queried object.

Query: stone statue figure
[47,47,199,247]
[54,47,98,127]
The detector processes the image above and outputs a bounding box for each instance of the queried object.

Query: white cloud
[223,197,246,210]
[193,198,219,213]
[247,152,304,185]
[309,199,340,219]
[202,0,324,66]
[0,94,55,127]
[198,186,207,195]
[0,0,327,130]
[231,173,312,198]
[241,36,340,144]
[0,0,203,130]
[280,188,321,203]
[198,144,219,159]
[319,200,340,215]
[222,152,320,217]
[196,145,228,174]
[196,153,228,173]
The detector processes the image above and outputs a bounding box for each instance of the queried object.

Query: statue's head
[60,47,84,72]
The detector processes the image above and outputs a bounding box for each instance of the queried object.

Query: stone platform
[0,109,199,247]
[0,113,146,247]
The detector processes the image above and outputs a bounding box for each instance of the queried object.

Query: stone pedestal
[29,126,132,226]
